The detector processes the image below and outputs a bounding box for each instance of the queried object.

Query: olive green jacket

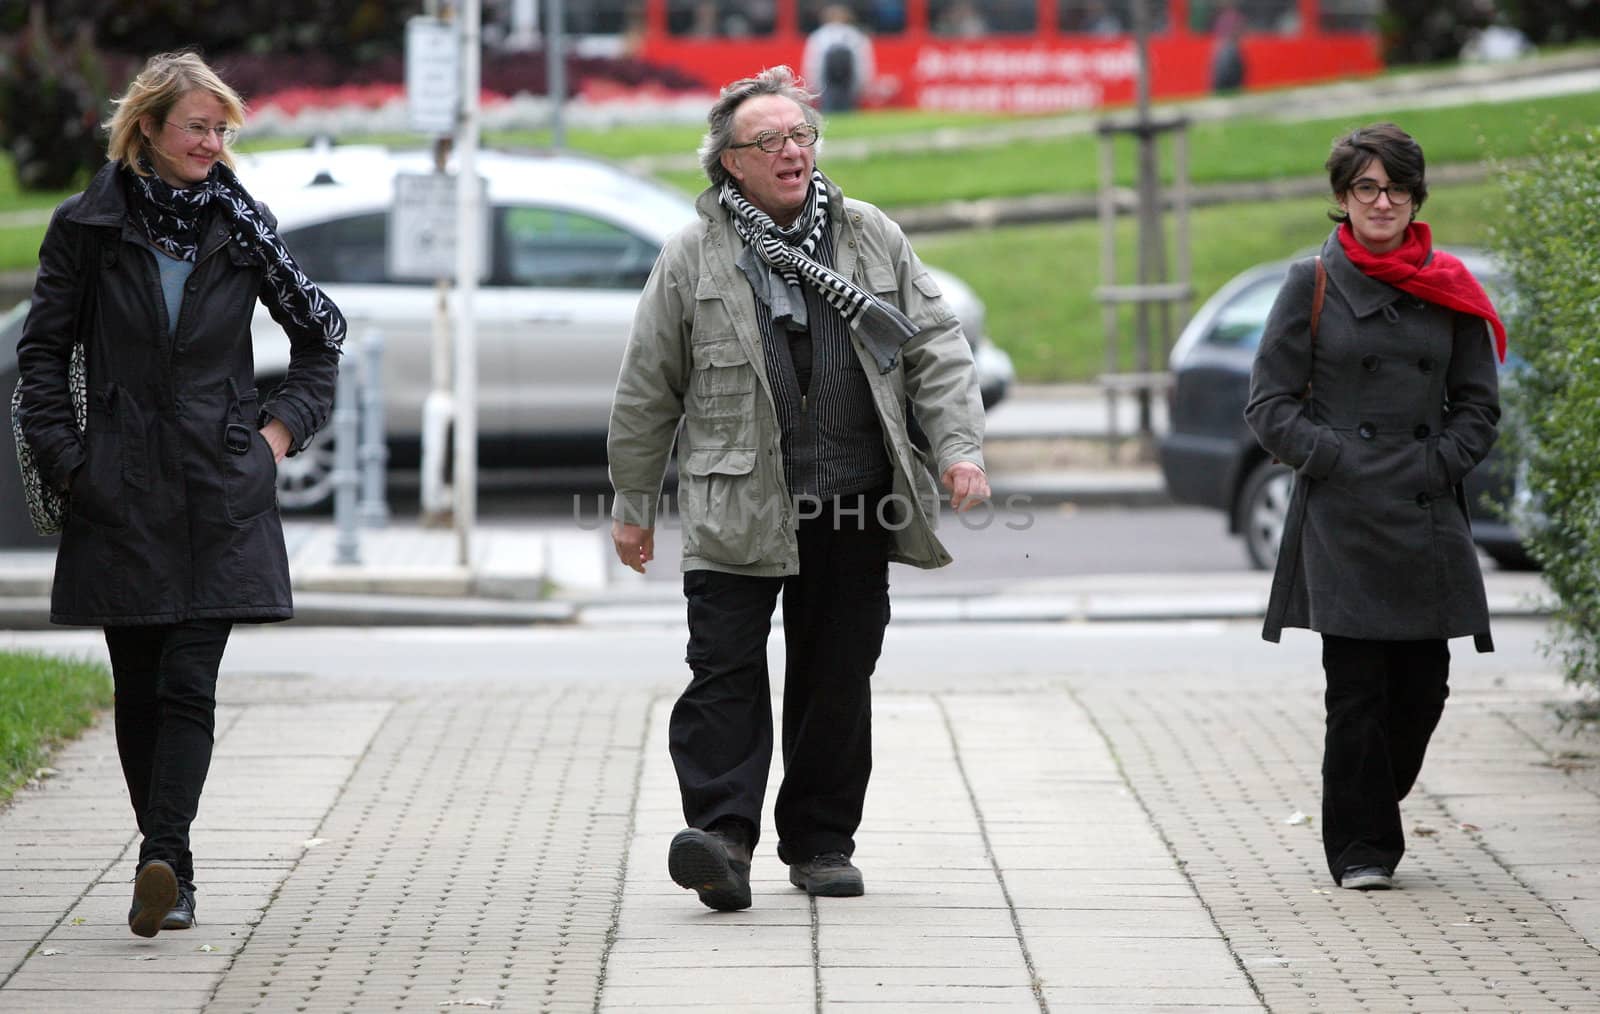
[607,180,985,576]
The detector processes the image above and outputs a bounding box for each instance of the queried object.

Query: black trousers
[671,497,891,865]
[104,619,233,885]
[1320,634,1450,881]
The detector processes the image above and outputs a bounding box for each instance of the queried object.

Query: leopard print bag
[10,343,86,536]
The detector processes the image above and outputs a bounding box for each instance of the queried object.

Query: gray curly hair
[697,66,822,189]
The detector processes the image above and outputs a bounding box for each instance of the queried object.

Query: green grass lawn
[0,650,113,806]
[916,180,1501,382]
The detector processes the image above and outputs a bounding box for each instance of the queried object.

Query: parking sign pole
[453,0,481,569]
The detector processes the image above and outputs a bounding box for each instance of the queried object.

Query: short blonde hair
[106,51,246,175]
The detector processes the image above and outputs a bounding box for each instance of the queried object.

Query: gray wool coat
[1245,229,1501,651]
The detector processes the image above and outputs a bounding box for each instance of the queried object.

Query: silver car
[237,145,1015,508]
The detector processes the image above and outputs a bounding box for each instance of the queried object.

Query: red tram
[612,0,1381,112]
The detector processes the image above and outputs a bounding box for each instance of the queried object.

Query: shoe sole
[130,862,178,938]
[1342,874,1394,891]
[668,829,751,912]
[788,866,865,898]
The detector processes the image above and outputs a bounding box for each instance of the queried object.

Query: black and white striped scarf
[126,160,346,351]
[720,171,917,373]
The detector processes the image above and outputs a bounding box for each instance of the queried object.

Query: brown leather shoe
[668,826,752,911]
[127,860,178,938]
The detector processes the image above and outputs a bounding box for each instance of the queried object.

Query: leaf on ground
[69,917,86,925]
[302,838,327,848]
[437,1000,500,1009]
[199,944,217,953]
[128,955,157,961]
[38,948,63,956]
[1459,822,1483,832]
[1413,824,1438,837]
[1284,810,1311,826]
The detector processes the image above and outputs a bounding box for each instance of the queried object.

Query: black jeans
[104,619,232,885]
[1320,634,1450,882]
[671,495,891,865]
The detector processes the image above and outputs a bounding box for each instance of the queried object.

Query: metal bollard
[358,327,390,528]
[332,357,361,566]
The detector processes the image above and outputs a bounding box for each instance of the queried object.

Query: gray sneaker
[789,852,864,897]
[1340,865,1394,890]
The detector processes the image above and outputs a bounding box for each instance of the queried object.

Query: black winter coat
[15,162,340,625]
[1245,229,1500,651]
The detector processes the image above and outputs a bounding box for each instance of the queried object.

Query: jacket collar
[1321,227,1409,319]
[67,160,232,261]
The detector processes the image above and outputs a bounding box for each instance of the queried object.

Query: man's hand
[260,418,293,463]
[612,520,656,574]
[941,461,990,512]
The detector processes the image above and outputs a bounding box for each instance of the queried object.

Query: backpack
[822,42,855,90]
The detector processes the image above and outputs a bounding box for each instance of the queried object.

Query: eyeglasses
[1349,180,1414,206]
[729,123,820,154]
[167,121,239,145]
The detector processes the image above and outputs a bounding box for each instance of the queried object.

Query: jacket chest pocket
[691,339,755,404]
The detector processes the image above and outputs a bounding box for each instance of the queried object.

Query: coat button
[1418,357,1434,373]
[1414,424,1430,439]
[1358,422,1376,440]
[1361,354,1379,372]
[1416,492,1432,508]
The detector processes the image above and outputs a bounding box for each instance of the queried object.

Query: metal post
[358,327,390,528]
[1131,0,1167,441]
[545,0,566,150]
[1097,128,1120,454]
[454,0,481,569]
[332,359,361,566]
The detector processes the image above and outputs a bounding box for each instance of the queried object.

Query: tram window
[666,0,778,36]
[1058,1,1169,33]
[798,1,906,34]
[929,0,1037,36]
[1191,0,1299,33]
[556,0,631,34]
[1319,0,1379,32]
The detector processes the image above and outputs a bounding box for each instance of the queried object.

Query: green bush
[1490,128,1600,688]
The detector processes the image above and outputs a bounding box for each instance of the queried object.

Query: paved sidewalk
[3,618,1600,1011]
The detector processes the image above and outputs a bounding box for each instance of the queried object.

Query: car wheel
[1239,460,1293,571]
[275,429,336,511]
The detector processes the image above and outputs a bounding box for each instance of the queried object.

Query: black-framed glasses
[167,121,239,145]
[1349,180,1414,205]
[729,123,820,154]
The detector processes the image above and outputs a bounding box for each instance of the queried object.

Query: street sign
[388,171,489,282]
[405,16,459,135]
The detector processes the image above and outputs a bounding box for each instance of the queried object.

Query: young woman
[1245,123,1505,891]
[14,51,343,936]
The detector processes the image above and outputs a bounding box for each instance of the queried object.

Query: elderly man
[607,66,988,912]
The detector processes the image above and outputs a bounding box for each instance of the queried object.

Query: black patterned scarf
[125,160,346,351]
[720,170,917,373]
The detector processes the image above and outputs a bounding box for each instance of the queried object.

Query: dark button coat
[1245,230,1500,651]
[15,162,340,626]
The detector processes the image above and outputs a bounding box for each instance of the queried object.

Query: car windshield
[1203,274,1283,350]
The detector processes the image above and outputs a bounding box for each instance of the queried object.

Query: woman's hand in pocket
[260,418,292,463]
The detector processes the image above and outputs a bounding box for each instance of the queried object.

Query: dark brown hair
[1324,122,1427,223]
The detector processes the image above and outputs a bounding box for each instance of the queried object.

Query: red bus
[599,0,1381,113]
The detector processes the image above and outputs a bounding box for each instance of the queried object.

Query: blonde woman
[14,51,343,937]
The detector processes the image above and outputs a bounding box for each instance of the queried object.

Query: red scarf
[1338,221,1506,362]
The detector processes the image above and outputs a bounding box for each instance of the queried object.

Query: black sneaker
[789,852,864,897]
[668,826,752,911]
[162,882,197,930]
[127,860,179,938]
[1340,865,1394,891]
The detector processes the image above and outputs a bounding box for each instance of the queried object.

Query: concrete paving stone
[600,1004,815,1013]
[600,968,815,1004]
[822,964,1033,989]
[823,983,1044,1004]
[822,1002,1041,1013]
